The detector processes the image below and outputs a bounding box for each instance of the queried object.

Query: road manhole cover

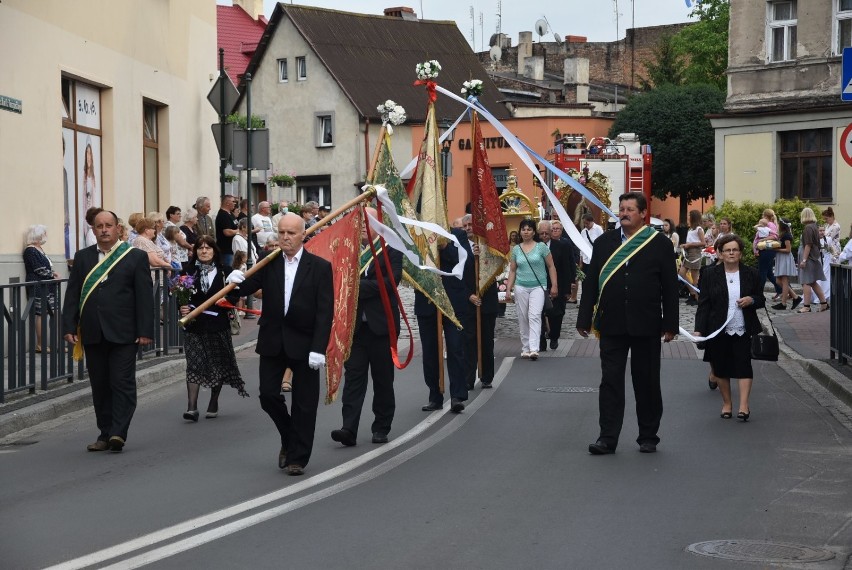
[536,386,598,393]
[686,540,835,564]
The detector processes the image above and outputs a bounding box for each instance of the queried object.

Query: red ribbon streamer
[413,79,437,102]
[215,299,262,315]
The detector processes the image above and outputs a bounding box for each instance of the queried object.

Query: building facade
[711,0,852,223]
[0,0,219,283]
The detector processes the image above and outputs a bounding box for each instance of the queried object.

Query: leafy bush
[708,198,823,267]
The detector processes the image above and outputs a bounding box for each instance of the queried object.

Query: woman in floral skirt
[176,236,248,421]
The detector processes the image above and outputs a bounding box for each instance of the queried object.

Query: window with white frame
[837,0,852,54]
[316,113,333,147]
[277,58,288,82]
[296,56,307,80]
[767,1,797,62]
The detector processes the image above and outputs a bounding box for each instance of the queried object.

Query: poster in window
[74,83,100,130]
[62,128,77,260]
[76,132,102,250]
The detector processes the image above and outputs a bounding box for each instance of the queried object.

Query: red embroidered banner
[470,112,510,295]
[305,208,363,403]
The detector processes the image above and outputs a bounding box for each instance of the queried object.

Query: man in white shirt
[251,201,276,247]
[580,213,604,264]
[271,201,289,227]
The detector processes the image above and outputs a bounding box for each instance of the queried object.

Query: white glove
[225,269,245,285]
[308,352,326,370]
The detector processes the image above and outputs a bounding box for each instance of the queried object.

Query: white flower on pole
[415,60,442,80]
[377,99,407,135]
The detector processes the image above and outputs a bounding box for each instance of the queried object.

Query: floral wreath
[376,99,407,135]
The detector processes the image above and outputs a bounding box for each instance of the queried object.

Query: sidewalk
[2,294,852,440]
[0,318,261,439]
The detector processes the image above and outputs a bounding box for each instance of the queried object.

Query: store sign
[0,95,22,114]
[457,136,508,151]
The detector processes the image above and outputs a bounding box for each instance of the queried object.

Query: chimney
[517,31,533,75]
[233,0,264,21]
[564,57,590,104]
[524,56,545,81]
[384,6,418,20]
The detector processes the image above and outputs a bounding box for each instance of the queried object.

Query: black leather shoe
[450,398,465,413]
[331,428,356,447]
[87,440,109,452]
[183,410,199,422]
[286,464,304,476]
[371,432,388,444]
[421,401,442,411]
[639,442,657,453]
[278,447,287,469]
[550,339,558,350]
[481,382,492,389]
[588,440,615,455]
[108,436,125,453]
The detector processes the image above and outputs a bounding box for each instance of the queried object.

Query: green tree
[672,0,730,90]
[609,84,725,223]
[638,34,686,89]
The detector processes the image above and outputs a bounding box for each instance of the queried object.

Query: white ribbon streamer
[365,185,467,279]
[432,85,593,262]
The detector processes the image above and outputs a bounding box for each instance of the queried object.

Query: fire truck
[546,133,656,227]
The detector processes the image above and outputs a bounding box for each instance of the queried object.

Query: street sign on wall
[840,123,852,167]
[843,47,852,101]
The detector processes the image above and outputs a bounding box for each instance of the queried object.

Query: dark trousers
[479,312,497,384]
[341,326,395,437]
[597,334,663,449]
[757,250,781,295]
[258,353,319,468]
[84,341,138,441]
[464,311,498,385]
[417,313,468,404]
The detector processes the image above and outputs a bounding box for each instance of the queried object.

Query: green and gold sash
[359,238,383,275]
[73,242,133,360]
[591,226,658,336]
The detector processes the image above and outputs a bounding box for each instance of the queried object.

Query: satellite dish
[489,45,502,62]
[535,18,548,37]
[553,32,562,44]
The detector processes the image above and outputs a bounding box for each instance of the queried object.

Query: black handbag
[751,307,779,361]
[519,245,554,313]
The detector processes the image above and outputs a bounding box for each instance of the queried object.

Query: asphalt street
[2,343,852,569]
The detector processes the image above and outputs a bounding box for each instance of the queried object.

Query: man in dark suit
[415,227,473,413]
[462,215,498,388]
[62,210,154,453]
[577,193,679,455]
[538,220,575,351]
[229,212,333,476]
[331,208,403,446]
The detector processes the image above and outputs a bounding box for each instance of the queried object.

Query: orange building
[409,115,710,228]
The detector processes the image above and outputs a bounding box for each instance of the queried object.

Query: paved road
[2,343,851,568]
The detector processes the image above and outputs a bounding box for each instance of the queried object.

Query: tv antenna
[496,0,502,37]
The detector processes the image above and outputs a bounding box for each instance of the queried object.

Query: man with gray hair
[195,196,214,238]
[251,201,276,247]
[271,200,289,227]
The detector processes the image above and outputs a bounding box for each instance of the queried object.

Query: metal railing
[829,263,851,366]
[1,269,184,403]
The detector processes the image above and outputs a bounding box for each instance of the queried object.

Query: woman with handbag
[693,234,765,422]
[505,219,557,360]
[177,236,248,421]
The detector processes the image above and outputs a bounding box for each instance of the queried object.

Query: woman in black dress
[178,236,248,421]
[693,234,764,422]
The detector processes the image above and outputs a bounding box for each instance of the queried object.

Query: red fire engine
[547,133,654,225]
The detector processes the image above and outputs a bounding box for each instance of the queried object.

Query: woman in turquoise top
[505,219,558,359]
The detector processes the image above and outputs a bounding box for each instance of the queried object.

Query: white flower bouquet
[377,99,406,135]
[461,79,483,97]
[415,60,442,80]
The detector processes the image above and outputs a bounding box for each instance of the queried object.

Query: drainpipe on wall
[364,116,371,182]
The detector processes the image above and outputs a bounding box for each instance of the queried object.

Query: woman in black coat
[693,234,765,422]
[177,236,248,421]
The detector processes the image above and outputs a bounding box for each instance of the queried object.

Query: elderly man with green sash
[63,210,155,453]
[577,192,679,455]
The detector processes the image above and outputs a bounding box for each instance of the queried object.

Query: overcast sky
[240,1,695,46]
